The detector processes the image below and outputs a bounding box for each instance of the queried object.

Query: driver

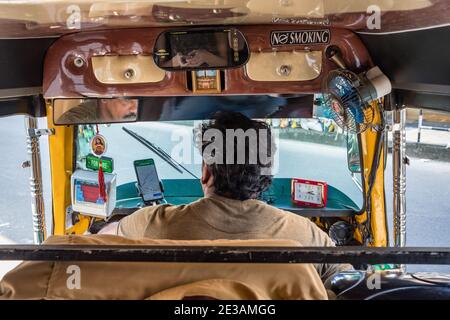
[101,111,352,286]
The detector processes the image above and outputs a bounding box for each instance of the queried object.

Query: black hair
[200,111,275,200]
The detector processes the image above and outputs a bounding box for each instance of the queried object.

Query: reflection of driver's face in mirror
[164,33,228,68]
[99,98,138,121]
[55,98,138,125]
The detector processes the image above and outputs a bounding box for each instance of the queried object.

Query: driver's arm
[98,206,159,238]
[97,222,120,235]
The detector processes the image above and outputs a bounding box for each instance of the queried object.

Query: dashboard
[332,271,450,300]
[115,178,359,218]
[43,25,372,99]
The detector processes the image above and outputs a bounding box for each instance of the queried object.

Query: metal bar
[417,109,450,145]
[417,109,423,143]
[419,125,450,132]
[24,116,47,244]
[0,245,449,265]
[392,108,407,250]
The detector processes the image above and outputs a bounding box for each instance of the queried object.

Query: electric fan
[322,47,392,134]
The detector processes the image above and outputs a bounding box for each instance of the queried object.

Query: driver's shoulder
[268,205,319,231]
[135,202,193,223]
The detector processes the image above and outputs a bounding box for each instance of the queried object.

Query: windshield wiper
[122,126,199,179]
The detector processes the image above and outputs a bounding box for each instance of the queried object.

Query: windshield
[75,116,363,209]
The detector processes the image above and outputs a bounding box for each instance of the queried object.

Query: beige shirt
[118,194,352,285]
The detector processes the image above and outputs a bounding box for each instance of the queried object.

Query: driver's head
[199,111,276,200]
[99,98,138,121]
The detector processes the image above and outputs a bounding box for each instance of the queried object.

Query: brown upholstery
[0,235,328,300]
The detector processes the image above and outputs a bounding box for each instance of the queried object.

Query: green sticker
[86,154,114,173]
[372,264,396,271]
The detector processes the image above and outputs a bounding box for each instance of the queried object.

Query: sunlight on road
[0,234,21,280]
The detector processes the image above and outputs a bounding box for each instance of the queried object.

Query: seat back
[0,235,328,300]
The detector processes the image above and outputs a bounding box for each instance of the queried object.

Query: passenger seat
[0,235,328,300]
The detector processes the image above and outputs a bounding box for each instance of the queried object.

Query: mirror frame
[346,131,362,174]
[153,27,250,71]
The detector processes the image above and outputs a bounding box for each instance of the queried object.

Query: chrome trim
[24,116,47,244]
[392,108,407,270]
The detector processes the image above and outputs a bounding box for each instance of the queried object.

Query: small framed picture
[192,70,221,93]
[90,134,107,157]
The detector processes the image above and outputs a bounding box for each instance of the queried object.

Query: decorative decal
[270,29,330,46]
[272,17,331,26]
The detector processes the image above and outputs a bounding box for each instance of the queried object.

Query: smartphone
[133,159,164,203]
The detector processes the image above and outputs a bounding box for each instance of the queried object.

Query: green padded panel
[116,178,359,217]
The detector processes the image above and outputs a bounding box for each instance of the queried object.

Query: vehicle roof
[0,0,448,37]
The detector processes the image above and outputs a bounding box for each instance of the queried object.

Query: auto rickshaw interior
[57,95,364,237]
[1,0,450,301]
[41,24,388,245]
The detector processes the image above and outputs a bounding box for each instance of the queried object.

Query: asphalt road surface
[0,115,449,276]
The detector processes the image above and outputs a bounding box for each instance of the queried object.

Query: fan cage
[323,70,374,134]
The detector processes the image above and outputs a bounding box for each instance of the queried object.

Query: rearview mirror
[53,98,138,125]
[153,28,249,71]
[347,133,361,173]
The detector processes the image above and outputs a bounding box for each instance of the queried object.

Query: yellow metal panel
[355,101,388,247]
[65,214,91,235]
[46,102,74,235]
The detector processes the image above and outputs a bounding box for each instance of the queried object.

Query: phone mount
[135,182,165,206]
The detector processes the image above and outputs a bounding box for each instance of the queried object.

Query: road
[385,156,450,273]
[0,116,52,244]
[0,115,449,276]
